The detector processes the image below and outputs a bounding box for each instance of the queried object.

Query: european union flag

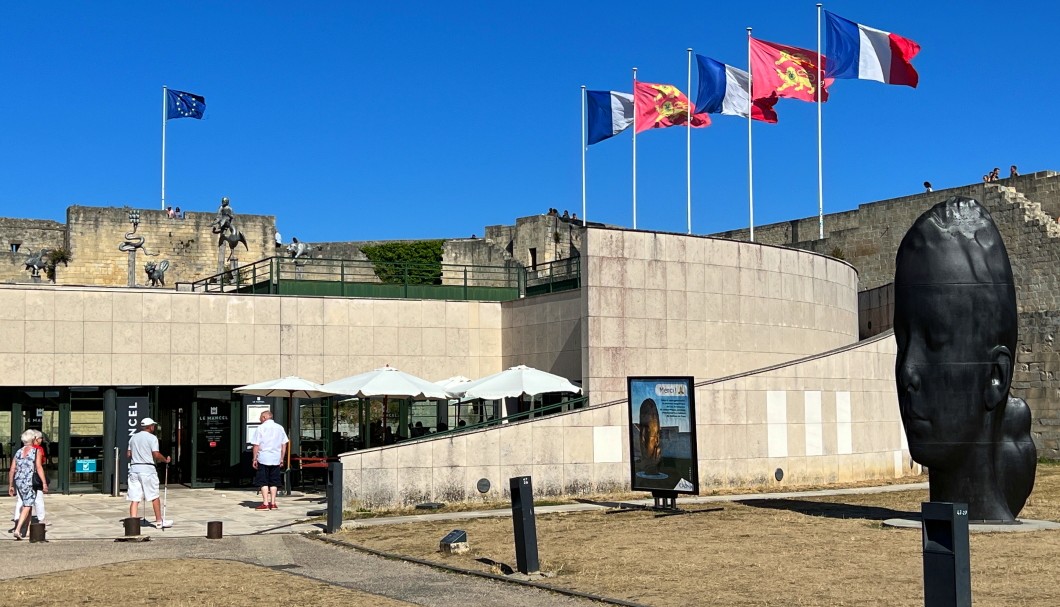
[166,89,206,120]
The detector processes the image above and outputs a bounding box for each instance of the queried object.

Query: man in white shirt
[127,418,172,528]
[251,410,289,510]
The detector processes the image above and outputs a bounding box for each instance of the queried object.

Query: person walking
[10,430,46,532]
[251,410,289,510]
[8,430,47,539]
[127,418,172,528]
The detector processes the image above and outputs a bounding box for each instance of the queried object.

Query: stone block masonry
[0,218,67,283]
[711,172,1060,458]
[61,205,276,286]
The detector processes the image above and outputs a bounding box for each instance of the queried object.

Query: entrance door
[69,397,105,493]
[19,391,64,493]
[190,391,239,488]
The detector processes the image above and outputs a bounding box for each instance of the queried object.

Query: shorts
[254,464,283,488]
[127,468,160,502]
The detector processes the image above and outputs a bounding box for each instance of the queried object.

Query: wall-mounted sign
[116,396,147,484]
[626,377,699,494]
[75,459,98,473]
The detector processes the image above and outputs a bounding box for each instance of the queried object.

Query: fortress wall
[59,206,276,287]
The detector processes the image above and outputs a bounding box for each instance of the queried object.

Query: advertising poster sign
[116,395,147,486]
[627,377,699,494]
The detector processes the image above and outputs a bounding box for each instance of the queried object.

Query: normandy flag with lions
[634,81,710,133]
[749,37,832,104]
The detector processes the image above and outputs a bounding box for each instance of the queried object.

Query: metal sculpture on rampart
[287,239,309,260]
[211,197,248,262]
[23,248,49,278]
[894,196,1036,522]
[145,260,170,287]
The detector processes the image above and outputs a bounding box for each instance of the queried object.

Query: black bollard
[921,502,971,607]
[123,517,141,536]
[206,521,223,539]
[509,476,540,575]
[325,461,344,534]
[28,522,46,543]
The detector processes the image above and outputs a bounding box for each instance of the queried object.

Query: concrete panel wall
[0,285,504,386]
[500,289,583,380]
[338,333,914,509]
[580,227,860,406]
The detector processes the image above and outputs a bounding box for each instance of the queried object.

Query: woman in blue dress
[7,430,48,540]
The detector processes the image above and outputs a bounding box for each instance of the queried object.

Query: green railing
[526,256,581,297]
[187,254,582,302]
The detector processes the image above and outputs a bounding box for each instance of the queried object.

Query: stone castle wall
[0,218,68,283]
[60,206,276,287]
[712,173,1060,458]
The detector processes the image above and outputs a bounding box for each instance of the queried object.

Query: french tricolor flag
[825,11,920,88]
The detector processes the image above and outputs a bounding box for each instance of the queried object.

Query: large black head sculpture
[894,196,1036,522]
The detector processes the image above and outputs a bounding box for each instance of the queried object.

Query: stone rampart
[712,173,1060,458]
[60,205,275,286]
[0,218,68,283]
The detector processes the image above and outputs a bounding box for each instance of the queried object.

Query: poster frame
[626,376,699,495]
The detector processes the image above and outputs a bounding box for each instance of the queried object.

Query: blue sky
[0,1,1053,242]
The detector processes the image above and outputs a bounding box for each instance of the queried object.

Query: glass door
[191,391,239,488]
[19,391,64,493]
[69,397,105,493]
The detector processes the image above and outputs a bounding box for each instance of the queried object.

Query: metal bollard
[922,502,972,607]
[28,522,46,543]
[206,521,223,539]
[325,461,343,534]
[123,517,141,536]
[509,476,540,575]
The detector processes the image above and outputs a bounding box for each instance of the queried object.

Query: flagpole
[581,85,587,225]
[747,28,755,242]
[161,86,167,211]
[817,3,824,239]
[687,48,693,235]
[632,66,638,230]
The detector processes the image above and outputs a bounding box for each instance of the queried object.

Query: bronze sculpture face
[894,197,1036,522]
[638,398,663,476]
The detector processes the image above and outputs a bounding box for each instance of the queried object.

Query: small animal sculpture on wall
[145,260,170,287]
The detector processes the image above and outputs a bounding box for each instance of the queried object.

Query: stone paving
[18,486,326,540]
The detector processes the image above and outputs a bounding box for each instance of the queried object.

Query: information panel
[116,395,148,486]
[626,377,699,494]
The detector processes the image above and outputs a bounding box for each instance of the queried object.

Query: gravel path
[1,534,602,607]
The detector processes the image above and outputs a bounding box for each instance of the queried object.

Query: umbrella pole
[383,395,388,443]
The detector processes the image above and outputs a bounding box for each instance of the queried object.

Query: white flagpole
[686,48,693,235]
[747,28,755,242]
[817,3,824,239]
[632,67,638,230]
[581,85,587,225]
[161,86,167,211]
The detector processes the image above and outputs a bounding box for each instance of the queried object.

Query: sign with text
[626,377,699,494]
[75,459,98,474]
[116,396,148,484]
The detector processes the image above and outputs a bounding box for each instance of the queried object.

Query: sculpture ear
[984,346,1013,411]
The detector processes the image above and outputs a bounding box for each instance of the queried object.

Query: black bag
[32,472,44,491]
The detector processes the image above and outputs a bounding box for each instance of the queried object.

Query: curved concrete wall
[339,333,914,509]
[581,228,860,405]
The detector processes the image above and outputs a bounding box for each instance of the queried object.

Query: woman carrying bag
[8,430,48,540]
[9,430,47,532]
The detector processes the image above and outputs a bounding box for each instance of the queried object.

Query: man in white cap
[127,417,172,528]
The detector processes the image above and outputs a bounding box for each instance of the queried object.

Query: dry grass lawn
[342,465,1060,606]
[0,559,414,607]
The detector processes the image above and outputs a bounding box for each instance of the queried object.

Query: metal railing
[187,254,582,301]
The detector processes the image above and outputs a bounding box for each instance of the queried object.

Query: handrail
[401,394,590,442]
[188,254,582,300]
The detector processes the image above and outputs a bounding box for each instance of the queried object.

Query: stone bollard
[123,517,141,536]
[28,523,46,543]
[206,521,223,539]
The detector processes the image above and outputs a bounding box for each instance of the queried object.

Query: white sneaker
[153,519,173,529]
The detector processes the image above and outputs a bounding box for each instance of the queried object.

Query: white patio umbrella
[322,365,452,400]
[234,376,333,485]
[234,376,334,399]
[322,366,452,442]
[434,375,472,392]
[453,365,581,400]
